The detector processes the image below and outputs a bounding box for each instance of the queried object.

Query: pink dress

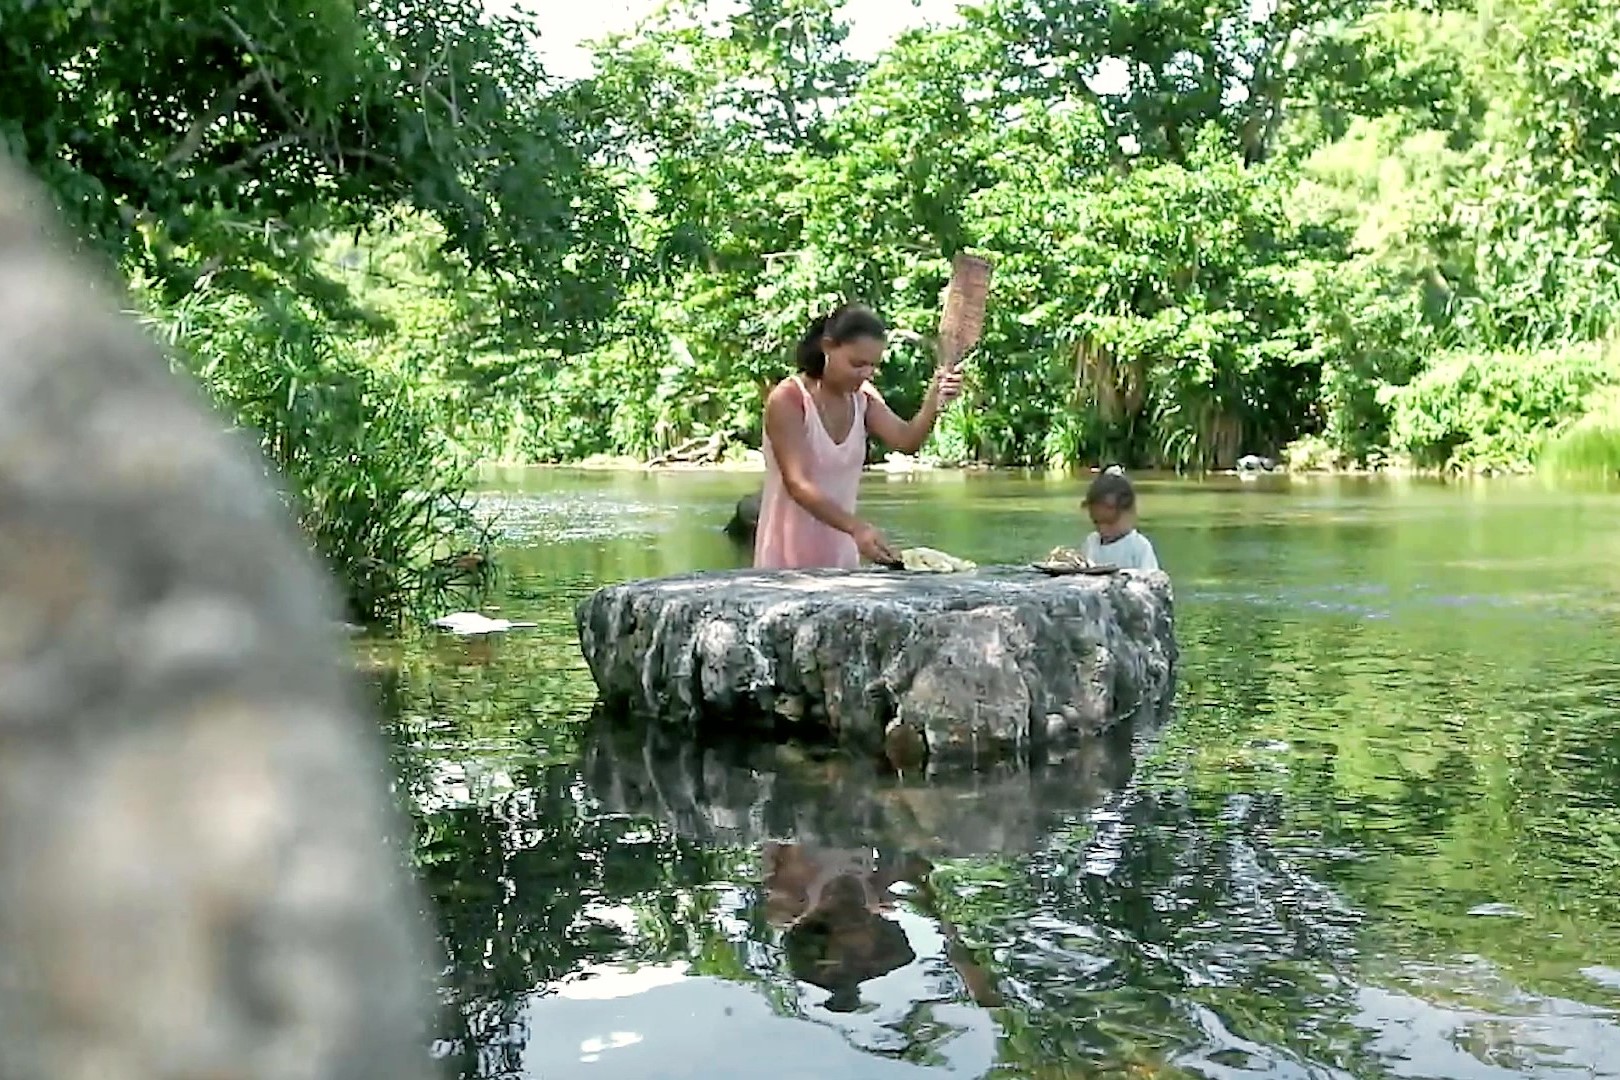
[754,375,870,569]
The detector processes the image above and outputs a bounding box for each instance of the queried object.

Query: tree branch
[163,71,265,168]
[218,12,392,177]
[218,134,302,176]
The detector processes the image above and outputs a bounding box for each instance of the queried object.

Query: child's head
[1084,469,1137,540]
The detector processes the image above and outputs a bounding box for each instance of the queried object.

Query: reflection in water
[766,842,918,1012]
[381,470,1620,1079]
[564,717,1149,1070]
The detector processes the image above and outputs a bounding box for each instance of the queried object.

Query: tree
[0,0,627,349]
[973,0,1374,165]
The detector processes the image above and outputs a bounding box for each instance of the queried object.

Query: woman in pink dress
[754,304,962,570]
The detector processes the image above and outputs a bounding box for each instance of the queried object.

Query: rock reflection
[580,707,1146,859]
[573,712,1152,1067]
[400,676,1620,1079]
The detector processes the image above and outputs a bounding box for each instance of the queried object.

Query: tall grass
[1381,340,1620,473]
[1539,388,1620,483]
[144,283,495,628]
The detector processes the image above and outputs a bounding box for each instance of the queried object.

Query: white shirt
[1081,529,1160,571]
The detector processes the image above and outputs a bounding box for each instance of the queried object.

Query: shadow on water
[377,468,1620,1079]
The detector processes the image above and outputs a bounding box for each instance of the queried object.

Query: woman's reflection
[762,841,1001,1013]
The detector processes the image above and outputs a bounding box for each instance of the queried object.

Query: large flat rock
[575,565,1177,763]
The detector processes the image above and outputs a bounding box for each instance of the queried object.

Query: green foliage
[974,0,1373,165]
[0,0,634,622]
[1381,341,1619,472]
[0,0,628,345]
[553,4,1374,470]
[1463,0,1620,347]
[519,0,1620,473]
[14,0,1620,584]
[144,278,494,627]
[1538,388,1620,481]
[967,132,1335,469]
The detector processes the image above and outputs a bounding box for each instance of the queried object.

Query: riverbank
[476,453,1552,484]
[486,449,983,476]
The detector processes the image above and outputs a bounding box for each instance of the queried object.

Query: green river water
[372,468,1620,1080]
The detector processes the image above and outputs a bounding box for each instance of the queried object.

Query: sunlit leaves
[0,0,628,348]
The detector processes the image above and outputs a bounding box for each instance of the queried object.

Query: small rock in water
[877,451,933,473]
[430,611,538,635]
[722,491,761,541]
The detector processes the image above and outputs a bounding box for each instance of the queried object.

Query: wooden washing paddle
[936,252,993,404]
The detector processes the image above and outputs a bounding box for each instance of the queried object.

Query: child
[1081,468,1160,571]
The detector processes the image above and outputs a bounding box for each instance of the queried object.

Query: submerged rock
[1236,454,1277,473]
[722,490,762,543]
[575,565,1176,763]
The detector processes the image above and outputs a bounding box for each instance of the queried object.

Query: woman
[754,303,962,569]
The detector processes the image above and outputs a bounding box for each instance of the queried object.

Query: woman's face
[822,334,885,390]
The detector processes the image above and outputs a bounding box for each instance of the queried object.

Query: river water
[372,468,1620,1079]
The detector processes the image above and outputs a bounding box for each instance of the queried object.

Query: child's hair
[796,303,887,378]
[1084,468,1136,510]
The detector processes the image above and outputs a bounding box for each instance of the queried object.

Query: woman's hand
[933,362,964,408]
[863,356,966,455]
[851,522,899,565]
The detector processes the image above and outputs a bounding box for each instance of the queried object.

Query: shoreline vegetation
[488,411,1620,482]
[497,452,1593,482]
[491,435,1606,482]
[10,0,1620,625]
